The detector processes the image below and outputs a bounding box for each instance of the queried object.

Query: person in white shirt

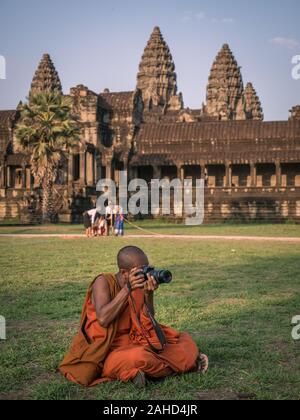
[83,208,101,238]
[105,202,114,236]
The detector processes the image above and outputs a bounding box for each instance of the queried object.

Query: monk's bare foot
[197,354,209,374]
[132,371,147,389]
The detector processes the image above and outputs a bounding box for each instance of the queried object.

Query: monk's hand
[144,274,159,293]
[128,267,147,290]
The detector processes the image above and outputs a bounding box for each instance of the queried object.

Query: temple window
[161,166,177,180]
[6,166,23,189]
[281,163,300,187]
[183,166,201,187]
[232,165,251,187]
[138,166,153,184]
[256,164,276,187]
[207,165,226,187]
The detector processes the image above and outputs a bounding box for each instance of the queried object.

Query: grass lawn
[0,235,300,400]
[0,220,300,237]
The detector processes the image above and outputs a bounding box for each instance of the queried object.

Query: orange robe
[59,274,199,386]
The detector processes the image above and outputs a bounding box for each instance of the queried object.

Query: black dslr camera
[139,266,172,285]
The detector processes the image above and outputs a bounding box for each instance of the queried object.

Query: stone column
[86,152,94,186]
[26,168,32,190]
[180,166,185,181]
[80,151,86,185]
[94,151,98,184]
[276,160,282,188]
[250,162,257,187]
[225,161,232,187]
[153,165,161,179]
[0,164,5,188]
[7,166,11,188]
[129,166,138,181]
[200,163,206,180]
[106,162,112,180]
[68,154,74,185]
[176,164,183,181]
[22,165,26,189]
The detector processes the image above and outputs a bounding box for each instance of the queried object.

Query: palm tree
[16,92,80,223]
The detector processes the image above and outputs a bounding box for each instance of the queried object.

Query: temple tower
[204,44,244,120]
[137,26,183,111]
[29,54,62,97]
[242,82,263,120]
[289,105,300,120]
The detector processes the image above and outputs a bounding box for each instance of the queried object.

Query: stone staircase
[0,201,20,221]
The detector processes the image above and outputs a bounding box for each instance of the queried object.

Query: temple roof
[0,110,17,153]
[132,120,300,165]
[136,120,300,142]
[6,153,30,166]
[99,91,135,111]
[0,110,17,126]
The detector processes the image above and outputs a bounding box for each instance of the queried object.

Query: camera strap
[127,283,167,354]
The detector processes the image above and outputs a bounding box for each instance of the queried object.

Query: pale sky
[0,0,300,120]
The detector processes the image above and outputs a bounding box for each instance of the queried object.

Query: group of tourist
[83,202,125,238]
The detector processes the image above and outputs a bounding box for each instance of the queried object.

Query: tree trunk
[42,171,55,224]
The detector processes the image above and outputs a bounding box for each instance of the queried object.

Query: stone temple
[0,27,300,223]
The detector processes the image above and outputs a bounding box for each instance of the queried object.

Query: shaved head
[117,246,149,270]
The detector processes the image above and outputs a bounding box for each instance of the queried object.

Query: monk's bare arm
[92,276,129,328]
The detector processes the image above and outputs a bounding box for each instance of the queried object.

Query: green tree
[16,92,80,223]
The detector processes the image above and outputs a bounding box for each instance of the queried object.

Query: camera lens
[157,270,172,284]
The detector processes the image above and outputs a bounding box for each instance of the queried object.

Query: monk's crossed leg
[102,333,199,383]
[102,344,174,382]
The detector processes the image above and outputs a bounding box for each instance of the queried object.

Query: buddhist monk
[59,246,208,388]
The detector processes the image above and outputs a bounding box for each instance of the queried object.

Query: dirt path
[1,233,300,242]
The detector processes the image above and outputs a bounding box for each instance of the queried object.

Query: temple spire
[29,53,62,97]
[204,44,244,120]
[243,82,264,120]
[136,26,183,111]
[289,105,300,120]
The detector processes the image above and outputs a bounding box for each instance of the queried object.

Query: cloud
[182,10,193,23]
[182,10,205,23]
[211,17,235,24]
[182,11,235,25]
[182,15,192,23]
[196,12,206,20]
[221,18,235,24]
[270,37,299,50]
